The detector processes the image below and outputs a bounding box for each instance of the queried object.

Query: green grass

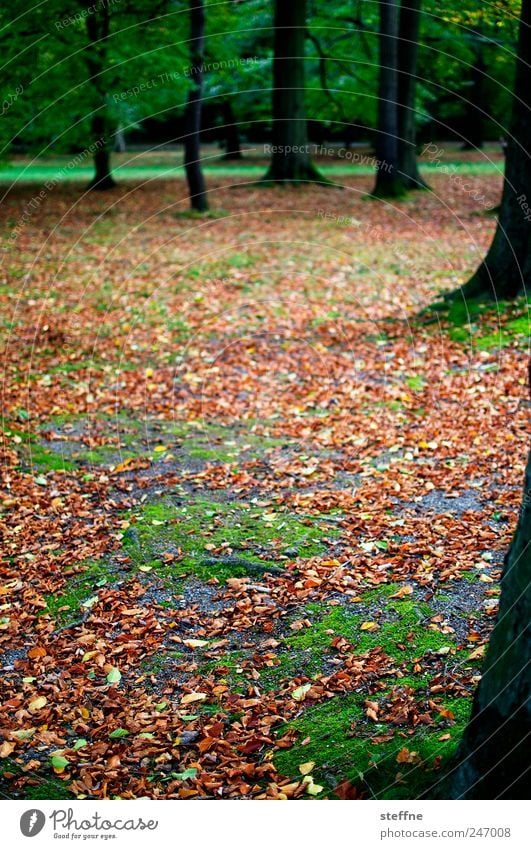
[0,159,507,185]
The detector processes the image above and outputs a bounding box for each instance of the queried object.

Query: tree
[397,0,429,189]
[221,100,243,160]
[372,0,406,197]
[85,0,116,191]
[450,442,531,798]
[183,0,208,212]
[372,0,428,197]
[451,0,531,300]
[262,0,324,185]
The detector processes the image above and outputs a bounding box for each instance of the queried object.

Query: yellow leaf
[0,741,15,758]
[28,696,47,713]
[181,692,207,705]
[292,683,311,702]
[298,761,315,775]
[304,778,324,796]
[360,621,379,632]
[154,445,167,453]
[82,651,99,662]
[390,585,413,599]
[468,644,485,660]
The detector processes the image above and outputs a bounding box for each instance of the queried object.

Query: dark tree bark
[461,44,486,150]
[222,100,243,160]
[86,1,116,191]
[372,0,405,198]
[450,445,531,799]
[397,0,428,189]
[453,0,531,300]
[183,0,208,212]
[262,0,324,184]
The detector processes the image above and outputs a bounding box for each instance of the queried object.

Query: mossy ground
[274,692,470,799]
[7,285,515,799]
[123,496,339,582]
[426,295,529,350]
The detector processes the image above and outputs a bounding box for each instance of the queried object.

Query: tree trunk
[461,45,485,150]
[114,125,126,153]
[86,1,116,191]
[450,447,531,798]
[372,0,405,198]
[183,0,208,212]
[262,0,324,184]
[454,0,531,300]
[397,0,428,189]
[222,100,243,159]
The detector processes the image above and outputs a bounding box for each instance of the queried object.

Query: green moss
[123,497,335,582]
[140,651,185,674]
[274,693,471,799]
[41,560,114,625]
[430,296,529,350]
[0,759,74,799]
[25,443,77,471]
[284,598,450,662]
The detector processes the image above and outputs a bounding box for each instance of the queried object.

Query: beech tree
[373,0,426,197]
[397,0,428,189]
[85,0,116,191]
[262,0,324,184]
[455,0,531,300]
[183,0,208,211]
[451,444,531,799]
[372,0,404,197]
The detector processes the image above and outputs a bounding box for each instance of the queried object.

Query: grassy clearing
[0,159,506,185]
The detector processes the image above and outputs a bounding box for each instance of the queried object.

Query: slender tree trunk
[397,0,428,189]
[114,125,126,153]
[86,1,116,191]
[262,0,324,184]
[372,0,405,197]
[183,0,208,212]
[222,100,243,159]
[450,446,531,798]
[453,0,531,300]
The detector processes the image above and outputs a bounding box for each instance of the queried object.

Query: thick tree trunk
[86,1,116,191]
[372,0,405,198]
[450,448,531,798]
[397,0,428,189]
[454,0,531,300]
[461,46,485,150]
[262,0,324,184]
[183,0,208,212]
[222,101,243,160]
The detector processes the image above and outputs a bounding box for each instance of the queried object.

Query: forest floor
[0,158,529,799]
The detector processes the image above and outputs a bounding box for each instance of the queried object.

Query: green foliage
[0,0,519,162]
